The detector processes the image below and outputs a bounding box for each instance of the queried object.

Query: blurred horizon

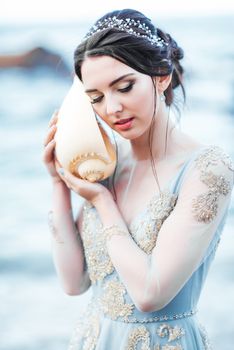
[1,0,234,25]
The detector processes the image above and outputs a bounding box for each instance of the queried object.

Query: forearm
[49,181,89,295]
[94,194,158,311]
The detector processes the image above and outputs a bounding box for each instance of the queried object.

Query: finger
[58,168,84,187]
[42,139,56,163]
[43,125,57,147]
[48,110,59,127]
[56,168,73,189]
[55,158,63,172]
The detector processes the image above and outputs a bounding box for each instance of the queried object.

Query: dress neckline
[116,145,207,230]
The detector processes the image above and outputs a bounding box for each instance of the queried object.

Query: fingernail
[58,168,64,176]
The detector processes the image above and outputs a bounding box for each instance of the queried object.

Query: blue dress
[68,145,233,350]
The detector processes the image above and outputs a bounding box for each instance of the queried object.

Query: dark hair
[74,9,185,196]
[74,8,185,108]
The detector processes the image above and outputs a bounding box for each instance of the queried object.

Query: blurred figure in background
[0,46,71,76]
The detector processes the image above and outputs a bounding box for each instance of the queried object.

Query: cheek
[134,89,155,117]
[92,105,105,119]
[93,107,110,126]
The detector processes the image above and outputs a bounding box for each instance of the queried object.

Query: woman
[43,9,234,350]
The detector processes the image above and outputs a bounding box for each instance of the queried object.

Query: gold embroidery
[154,324,185,350]
[135,222,158,254]
[195,145,234,171]
[101,278,134,321]
[82,203,114,283]
[192,146,232,223]
[198,323,213,350]
[149,191,178,223]
[200,171,231,195]
[130,191,177,254]
[126,326,151,350]
[161,345,183,350]
[154,343,183,349]
[192,172,230,223]
[156,324,185,342]
[68,302,100,350]
[103,224,129,241]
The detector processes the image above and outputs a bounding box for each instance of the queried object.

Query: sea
[0,15,234,350]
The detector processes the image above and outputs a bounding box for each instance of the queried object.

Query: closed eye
[90,95,103,104]
[90,82,135,104]
[118,82,134,93]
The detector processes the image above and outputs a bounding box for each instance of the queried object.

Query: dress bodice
[68,145,233,350]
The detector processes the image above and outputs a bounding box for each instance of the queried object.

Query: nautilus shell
[55,76,116,182]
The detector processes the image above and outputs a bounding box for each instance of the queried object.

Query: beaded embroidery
[123,309,196,324]
[126,326,151,350]
[101,278,134,321]
[156,324,185,342]
[82,203,114,283]
[198,323,213,350]
[68,302,100,350]
[194,146,234,172]
[192,146,233,223]
[130,191,177,254]
[155,345,183,350]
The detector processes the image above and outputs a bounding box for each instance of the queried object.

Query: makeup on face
[81,56,156,139]
[85,74,136,105]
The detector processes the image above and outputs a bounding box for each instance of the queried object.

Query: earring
[160,94,165,102]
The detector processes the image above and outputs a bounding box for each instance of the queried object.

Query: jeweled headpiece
[82,16,168,47]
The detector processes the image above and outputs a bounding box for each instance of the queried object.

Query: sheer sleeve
[144,146,234,310]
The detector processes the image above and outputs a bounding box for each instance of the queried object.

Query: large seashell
[55,76,116,182]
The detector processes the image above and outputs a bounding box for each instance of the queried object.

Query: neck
[130,103,175,162]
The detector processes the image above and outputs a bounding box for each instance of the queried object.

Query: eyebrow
[85,73,135,93]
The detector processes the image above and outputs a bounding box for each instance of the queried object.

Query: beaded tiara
[82,16,167,47]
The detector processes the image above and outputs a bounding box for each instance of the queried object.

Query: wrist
[51,177,65,187]
[91,188,113,207]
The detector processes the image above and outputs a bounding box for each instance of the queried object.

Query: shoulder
[193,145,234,173]
[178,145,234,224]
[192,145,234,194]
[182,144,234,184]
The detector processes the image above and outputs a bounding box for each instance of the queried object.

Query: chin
[125,127,148,140]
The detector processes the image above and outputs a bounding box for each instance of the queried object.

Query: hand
[42,110,64,185]
[57,168,111,205]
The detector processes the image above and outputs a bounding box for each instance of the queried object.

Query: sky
[1,0,234,24]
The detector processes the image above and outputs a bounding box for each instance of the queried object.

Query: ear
[154,75,172,93]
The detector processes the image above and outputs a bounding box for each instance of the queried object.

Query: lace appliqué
[101,278,134,321]
[192,146,233,223]
[130,191,177,254]
[198,323,213,350]
[194,145,234,172]
[82,203,114,283]
[126,326,151,350]
[155,345,183,350]
[154,324,185,350]
[156,324,185,342]
[68,302,100,350]
[126,324,185,350]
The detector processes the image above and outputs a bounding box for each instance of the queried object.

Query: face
[81,55,158,140]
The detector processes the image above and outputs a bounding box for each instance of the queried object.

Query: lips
[114,117,134,131]
[115,117,134,125]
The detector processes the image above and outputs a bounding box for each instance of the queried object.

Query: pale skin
[43,55,220,311]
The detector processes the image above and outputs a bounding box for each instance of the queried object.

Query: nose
[105,94,123,116]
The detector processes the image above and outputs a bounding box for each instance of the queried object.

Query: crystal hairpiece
[83,16,167,47]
